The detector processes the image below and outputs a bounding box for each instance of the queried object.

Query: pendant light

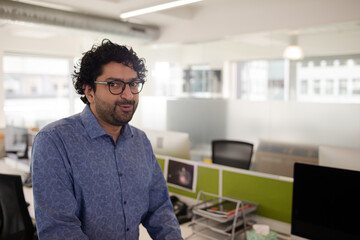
[283,34,303,60]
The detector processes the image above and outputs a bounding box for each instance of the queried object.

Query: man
[31,39,183,240]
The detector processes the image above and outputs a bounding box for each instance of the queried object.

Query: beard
[93,95,138,127]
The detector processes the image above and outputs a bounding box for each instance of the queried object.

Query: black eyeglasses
[95,79,145,95]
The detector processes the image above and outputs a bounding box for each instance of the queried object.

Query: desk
[0,159,290,240]
[0,158,195,239]
[139,222,193,239]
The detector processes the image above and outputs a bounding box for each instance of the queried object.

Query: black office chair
[0,173,37,240]
[211,140,254,170]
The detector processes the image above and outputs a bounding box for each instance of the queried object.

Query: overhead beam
[0,0,160,40]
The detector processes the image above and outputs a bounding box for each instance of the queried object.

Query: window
[235,60,286,101]
[300,80,308,95]
[312,80,320,95]
[3,55,80,129]
[325,79,334,95]
[152,62,222,98]
[182,65,222,98]
[339,79,348,95]
[353,79,360,95]
[229,54,360,103]
[152,62,182,96]
[296,55,360,103]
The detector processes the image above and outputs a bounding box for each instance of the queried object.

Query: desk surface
[0,158,291,240]
[0,158,195,239]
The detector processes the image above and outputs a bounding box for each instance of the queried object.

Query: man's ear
[83,84,94,103]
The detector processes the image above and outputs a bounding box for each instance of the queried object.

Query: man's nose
[120,84,133,99]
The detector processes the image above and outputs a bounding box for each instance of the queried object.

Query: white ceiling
[2,0,360,45]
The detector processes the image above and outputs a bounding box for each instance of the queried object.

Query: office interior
[1,0,360,239]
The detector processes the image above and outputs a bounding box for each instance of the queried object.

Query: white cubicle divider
[144,129,191,160]
[252,139,319,178]
[319,145,360,171]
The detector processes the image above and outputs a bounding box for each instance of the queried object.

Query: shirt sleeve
[31,131,89,240]
[141,154,183,240]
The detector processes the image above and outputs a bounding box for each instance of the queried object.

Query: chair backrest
[211,140,254,170]
[0,173,35,240]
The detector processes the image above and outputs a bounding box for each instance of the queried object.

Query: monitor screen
[4,125,29,159]
[166,159,196,192]
[143,129,191,160]
[292,163,360,240]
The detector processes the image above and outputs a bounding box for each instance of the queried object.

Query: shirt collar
[119,123,134,139]
[80,105,134,140]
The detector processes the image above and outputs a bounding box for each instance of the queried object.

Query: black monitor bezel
[291,163,360,240]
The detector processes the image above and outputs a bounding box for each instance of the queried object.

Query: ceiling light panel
[120,0,203,19]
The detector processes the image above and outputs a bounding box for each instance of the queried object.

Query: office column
[288,60,298,102]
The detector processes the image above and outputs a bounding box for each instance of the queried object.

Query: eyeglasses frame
[94,79,145,95]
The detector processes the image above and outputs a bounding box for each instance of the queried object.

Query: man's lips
[116,104,133,112]
[115,101,135,112]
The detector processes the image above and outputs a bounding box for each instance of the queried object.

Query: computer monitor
[291,163,360,240]
[166,158,197,192]
[4,125,29,159]
[143,129,191,160]
[319,145,360,171]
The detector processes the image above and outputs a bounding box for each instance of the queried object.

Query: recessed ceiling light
[120,0,203,19]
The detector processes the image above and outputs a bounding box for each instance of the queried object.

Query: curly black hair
[72,39,147,104]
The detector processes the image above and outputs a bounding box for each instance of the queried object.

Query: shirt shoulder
[40,113,81,132]
[35,113,84,144]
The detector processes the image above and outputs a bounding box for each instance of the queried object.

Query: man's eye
[131,81,142,87]
[109,82,119,87]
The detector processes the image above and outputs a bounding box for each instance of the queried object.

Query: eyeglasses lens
[109,81,143,94]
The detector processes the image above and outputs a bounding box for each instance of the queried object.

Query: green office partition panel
[158,158,292,223]
[168,166,219,199]
[157,158,165,172]
[222,171,293,223]
[196,166,219,196]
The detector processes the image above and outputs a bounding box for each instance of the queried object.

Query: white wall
[131,96,168,131]
[226,101,360,149]
[319,145,360,171]
[164,99,360,150]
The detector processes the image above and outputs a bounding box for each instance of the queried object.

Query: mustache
[115,100,135,106]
